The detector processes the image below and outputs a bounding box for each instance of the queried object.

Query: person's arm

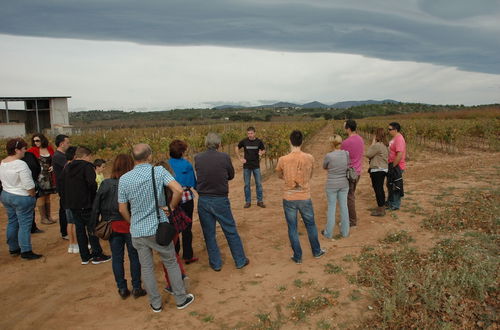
[118,203,131,223]
[227,155,235,180]
[258,140,266,156]
[166,180,183,210]
[365,144,378,159]
[19,162,36,196]
[117,179,131,223]
[275,158,284,179]
[393,152,403,167]
[323,155,329,170]
[90,183,104,232]
[84,163,98,196]
[236,141,246,164]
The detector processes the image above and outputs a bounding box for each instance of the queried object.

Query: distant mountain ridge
[213,99,400,110]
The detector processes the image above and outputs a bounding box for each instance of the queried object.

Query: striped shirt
[118,163,174,238]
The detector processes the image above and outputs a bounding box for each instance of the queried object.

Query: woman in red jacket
[27,133,56,225]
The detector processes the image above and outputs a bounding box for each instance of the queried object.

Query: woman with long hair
[0,138,42,259]
[365,128,389,216]
[322,135,350,239]
[27,133,56,224]
[91,154,146,299]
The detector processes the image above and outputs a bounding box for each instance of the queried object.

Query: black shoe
[291,257,302,265]
[132,288,147,298]
[210,265,221,272]
[9,248,21,256]
[31,228,44,234]
[314,249,326,259]
[92,255,112,264]
[236,258,250,269]
[20,251,42,260]
[244,202,251,208]
[176,294,195,310]
[257,201,266,208]
[164,286,174,295]
[118,288,130,300]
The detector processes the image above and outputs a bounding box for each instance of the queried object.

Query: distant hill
[331,99,400,109]
[212,99,400,110]
[302,101,329,109]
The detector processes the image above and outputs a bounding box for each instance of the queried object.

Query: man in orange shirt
[275,130,325,264]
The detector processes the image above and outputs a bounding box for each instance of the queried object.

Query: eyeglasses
[33,139,41,142]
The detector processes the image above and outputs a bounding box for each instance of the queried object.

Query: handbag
[95,219,113,240]
[152,167,176,246]
[164,187,193,232]
[345,151,358,183]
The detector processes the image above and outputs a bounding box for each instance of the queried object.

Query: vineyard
[0,121,327,167]
[1,108,499,161]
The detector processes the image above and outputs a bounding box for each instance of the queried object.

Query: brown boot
[45,201,57,224]
[371,206,386,217]
[39,205,52,224]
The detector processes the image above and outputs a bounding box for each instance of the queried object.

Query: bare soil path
[0,124,498,329]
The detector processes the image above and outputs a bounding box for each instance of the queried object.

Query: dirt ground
[0,125,498,330]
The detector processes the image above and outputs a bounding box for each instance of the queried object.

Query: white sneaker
[68,245,73,253]
[72,244,80,254]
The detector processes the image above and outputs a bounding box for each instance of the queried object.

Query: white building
[0,96,72,138]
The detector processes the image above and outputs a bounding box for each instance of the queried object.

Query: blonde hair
[329,135,343,150]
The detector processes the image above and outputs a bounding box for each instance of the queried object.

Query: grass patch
[324,263,343,274]
[353,234,499,328]
[380,230,415,244]
[201,314,215,323]
[287,296,333,322]
[319,287,340,298]
[342,254,356,262]
[349,289,362,301]
[423,189,499,233]
[277,285,287,292]
[250,305,285,330]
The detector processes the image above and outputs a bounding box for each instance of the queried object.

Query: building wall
[0,123,26,138]
[0,109,27,124]
[50,98,70,127]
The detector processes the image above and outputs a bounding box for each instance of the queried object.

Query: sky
[1,0,499,110]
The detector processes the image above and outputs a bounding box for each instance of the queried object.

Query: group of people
[0,121,406,312]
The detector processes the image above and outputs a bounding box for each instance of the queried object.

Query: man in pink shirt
[341,120,365,227]
[387,122,406,210]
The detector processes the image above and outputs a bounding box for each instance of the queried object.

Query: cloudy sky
[1,0,499,110]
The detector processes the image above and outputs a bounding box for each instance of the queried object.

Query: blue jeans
[197,196,247,269]
[1,191,36,253]
[387,170,404,209]
[324,187,349,238]
[110,231,141,290]
[282,199,322,261]
[243,168,263,203]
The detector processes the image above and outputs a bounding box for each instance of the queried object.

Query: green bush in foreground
[354,234,499,329]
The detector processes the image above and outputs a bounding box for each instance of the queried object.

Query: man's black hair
[389,122,401,132]
[344,119,357,132]
[290,130,303,147]
[55,134,69,147]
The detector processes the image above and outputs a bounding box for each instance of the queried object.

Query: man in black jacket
[60,146,110,265]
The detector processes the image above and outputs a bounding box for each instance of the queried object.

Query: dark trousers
[347,176,360,226]
[59,198,68,237]
[31,210,38,233]
[175,200,194,260]
[369,171,387,207]
[109,232,141,290]
[71,208,103,261]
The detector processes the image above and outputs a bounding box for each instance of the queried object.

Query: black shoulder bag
[152,167,176,246]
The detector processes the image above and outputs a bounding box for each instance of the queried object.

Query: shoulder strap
[151,167,161,222]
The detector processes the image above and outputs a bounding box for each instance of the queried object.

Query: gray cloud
[1,0,499,74]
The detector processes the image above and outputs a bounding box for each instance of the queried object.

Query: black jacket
[91,178,123,229]
[387,163,404,196]
[22,151,41,181]
[59,160,97,209]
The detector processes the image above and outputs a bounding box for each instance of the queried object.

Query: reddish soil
[0,125,498,329]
